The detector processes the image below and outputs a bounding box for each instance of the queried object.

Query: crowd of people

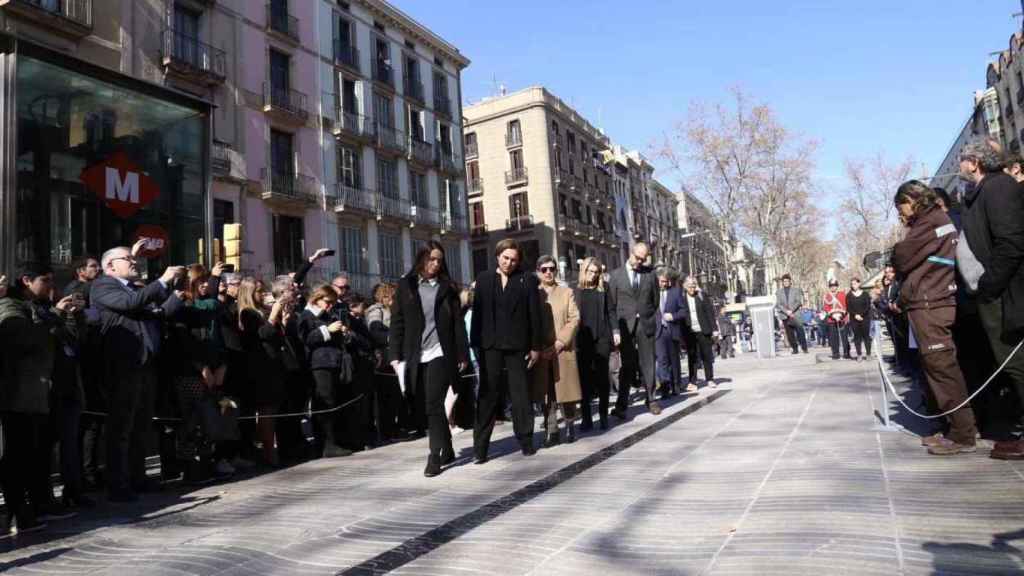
[0,236,731,533]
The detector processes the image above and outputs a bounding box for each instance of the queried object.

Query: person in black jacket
[575,257,615,431]
[297,285,351,458]
[846,277,872,361]
[678,276,719,390]
[390,241,468,476]
[90,244,184,501]
[470,238,543,462]
[958,141,1024,459]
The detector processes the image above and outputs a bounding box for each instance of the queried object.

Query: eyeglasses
[333,284,350,291]
[110,255,135,264]
[539,266,556,273]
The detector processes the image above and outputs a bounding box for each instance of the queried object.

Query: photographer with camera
[90,241,184,502]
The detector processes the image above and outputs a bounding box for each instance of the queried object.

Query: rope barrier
[77,371,480,424]
[875,334,1024,420]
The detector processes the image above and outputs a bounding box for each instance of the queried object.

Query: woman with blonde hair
[367,283,402,441]
[235,277,287,466]
[575,257,615,430]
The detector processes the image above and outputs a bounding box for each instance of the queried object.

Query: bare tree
[836,153,914,277]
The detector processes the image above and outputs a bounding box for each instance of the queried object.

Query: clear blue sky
[401,0,1019,192]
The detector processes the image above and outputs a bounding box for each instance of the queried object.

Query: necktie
[632,270,639,290]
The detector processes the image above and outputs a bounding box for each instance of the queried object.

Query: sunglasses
[539,266,556,273]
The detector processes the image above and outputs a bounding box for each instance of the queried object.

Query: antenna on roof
[489,74,507,97]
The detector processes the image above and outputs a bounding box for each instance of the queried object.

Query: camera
[221,263,235,273]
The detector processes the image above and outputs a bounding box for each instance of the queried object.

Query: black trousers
[311,368,341,454]
[828,323,849,359]
[785,322,808,353]
[616,327,656,411]
[978,297,1024,422]
[417,357,452,457]
[578,348,610,427]
[1,412,51,522]
[276,371,312,461]
[53,387,84,499]
[476,348,531,457]
[850,319,872,357]
[684,331,715,384]
[106,365,156,495]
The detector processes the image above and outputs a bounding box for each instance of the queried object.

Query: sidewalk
[2,349,1023,575]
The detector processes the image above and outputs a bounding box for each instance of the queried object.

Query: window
[464,132,476,148]
[269,49,290,96]
[509,149,524,172]
[339,78,358,114]
[403,53,421,97]
[339,144,361,187]
[571,199,582,221]
[408,106,425,141]
[471,201,485,228]
[507,119,522,146]
[373,92,393,128]
[409,170,428,206]
[213,200,234,245]
[374,36,391,83]
[377,158,397,198]
[437,122,452,153]
[172,4,201,67]
[585,206,592,225]
[559,194,568,217]
[509,191,529,219]
[270,129,293,178]
[433,70,448,111]
[445,242,462,282]
[339,226,364,274]
[272,214,304,273]
[379,233,403,279]
[467,160,480,182]
[334,14,353,50]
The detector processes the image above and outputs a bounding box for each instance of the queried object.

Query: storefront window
[14,56,207,282]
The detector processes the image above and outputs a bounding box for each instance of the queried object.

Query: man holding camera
[90,240,184,501]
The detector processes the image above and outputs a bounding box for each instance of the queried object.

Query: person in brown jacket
[532,255,582,447]
[891,180,978,455]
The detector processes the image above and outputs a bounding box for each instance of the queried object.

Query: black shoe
[440,444,456,466]
[521,440,536,456]
[544,433,561,448]
[14,517,47,534]
[62,494,96,509]
[474,454,489,465]
[424,455,441,478]
[580,421,594,432]
[566,423,576,444]
[599,417,609,430]
[36,503,77,522]
[131,478,163,494]
[108,490,139,503]
[611,407,627,421]
[323,445,353,458]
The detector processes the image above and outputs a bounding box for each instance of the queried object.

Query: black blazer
[470,269,542,352]
[677,291,717,337]
[90,274,181,371]
[297,307,345,371]
[390,273,468,392]
[574,287,615,357]
[607,266,658,337]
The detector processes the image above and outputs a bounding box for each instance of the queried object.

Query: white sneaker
[215,460,236,476]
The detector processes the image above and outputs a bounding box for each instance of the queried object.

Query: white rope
[876,336,1024,420]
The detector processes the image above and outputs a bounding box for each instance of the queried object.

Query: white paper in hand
[394,361,407,394]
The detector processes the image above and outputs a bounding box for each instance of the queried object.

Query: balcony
[377,192,410,221]
[506,215,535,233]
[465,141,478,159]
[261,168,317,206]
[262,83,308,125]
[332,182,376,215]
[375,125,406,156]
[404,75,424,104]
[434,145,459,174]
[441,212,469,235]
[505,166,528,186]
[333,41,359,73]
[161,29,226,86]
[211,141,245,181]
[468,177,483,196]
[0,0,91,37]
[506,131,523,148]
[408,137,433,166]
[470,223,489,238]
[411,204,441,227]
[332,108,375,142]
[373,60,394,87]
[434,93,451,118]
[266,4,299,44]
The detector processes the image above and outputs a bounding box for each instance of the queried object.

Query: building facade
[464,87,619,280]
[0,0,471,290]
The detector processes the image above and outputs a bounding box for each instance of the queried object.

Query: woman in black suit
[389,241,468,477]
[297,285,350,458]
[575,257,615,431]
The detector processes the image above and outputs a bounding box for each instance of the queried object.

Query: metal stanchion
[872,322,905,433]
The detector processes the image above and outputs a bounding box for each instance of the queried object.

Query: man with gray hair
[90,241,184,501]
[608,242,661,417]
[959,139,1024,460]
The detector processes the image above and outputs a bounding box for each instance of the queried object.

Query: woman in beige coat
[532,255,581,446]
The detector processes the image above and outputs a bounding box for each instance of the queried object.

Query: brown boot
[927,438,977,456]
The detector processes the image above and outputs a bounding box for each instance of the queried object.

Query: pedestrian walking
[532,256,581,447]
[575,257,614,431]
[608,242,661,418]
[679,276,718,391]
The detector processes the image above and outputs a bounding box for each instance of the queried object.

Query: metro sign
[80,151,160,219]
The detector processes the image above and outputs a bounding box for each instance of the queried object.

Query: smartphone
[221,263,235,273]
[71,292,86,307]
[322,249,336,257]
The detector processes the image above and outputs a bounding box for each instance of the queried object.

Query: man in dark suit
[608,242,661,417]
[90,242,184,501]
[471,238,543,461]
[679,276,718,391]
[655,268,684,398]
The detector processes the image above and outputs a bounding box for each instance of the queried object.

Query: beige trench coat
[531,284,581,403]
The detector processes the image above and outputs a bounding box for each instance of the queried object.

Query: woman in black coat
[297,285,351,458]
[845,277,873,361]
[389,241,468,477]
[574,257,615,431]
